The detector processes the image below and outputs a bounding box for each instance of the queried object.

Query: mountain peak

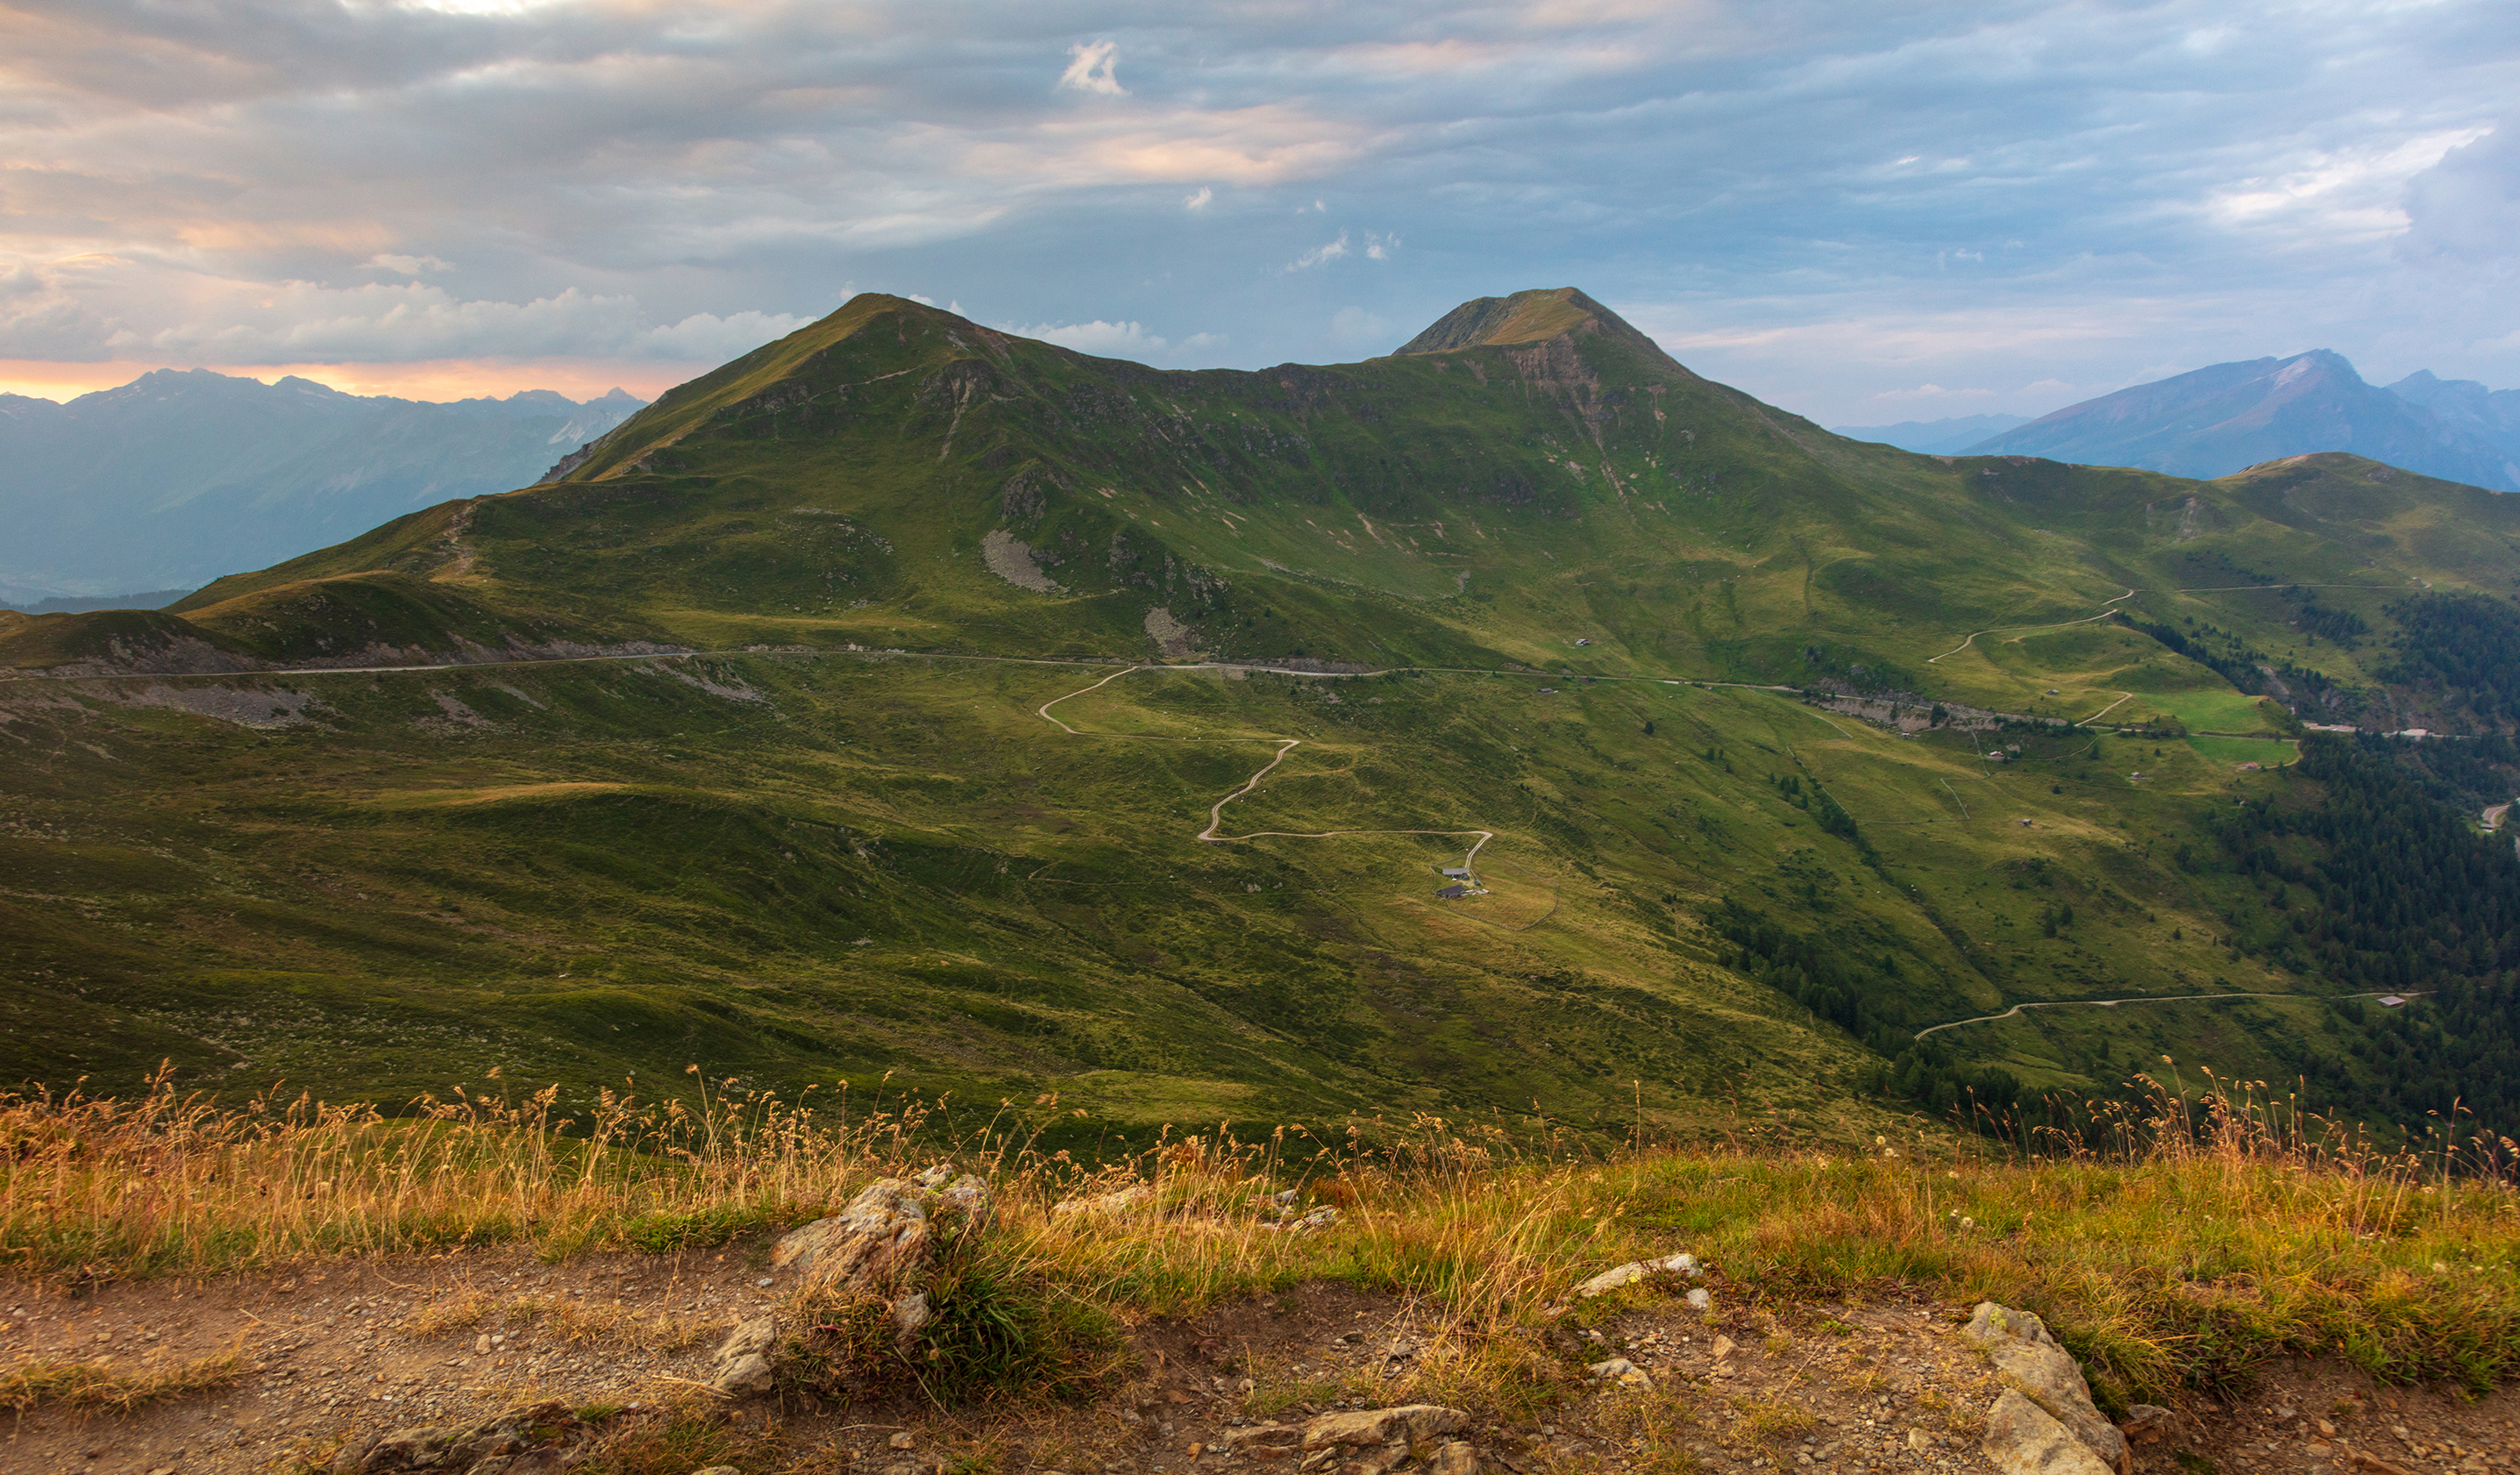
[1393,287,1642,355]
[1961,348,2519,491]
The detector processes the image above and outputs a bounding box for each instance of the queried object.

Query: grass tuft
[778,1227,1126,1409]
[0,1350,243,1414]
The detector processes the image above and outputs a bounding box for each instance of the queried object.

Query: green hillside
[4,288,2517,1140]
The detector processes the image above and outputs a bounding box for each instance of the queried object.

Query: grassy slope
[0,644,2389,1133]
[4,291,2513,1129]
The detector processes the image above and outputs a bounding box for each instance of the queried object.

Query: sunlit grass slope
[0,647,2399,1131]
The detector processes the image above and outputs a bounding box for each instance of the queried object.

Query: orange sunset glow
[0,358,709,406]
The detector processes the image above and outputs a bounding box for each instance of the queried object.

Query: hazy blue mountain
[0,370,644,603]
[2388,370,2520,472]
[1828,412,2031,453]
[0,590,192,615]
[1961,351,2518,491]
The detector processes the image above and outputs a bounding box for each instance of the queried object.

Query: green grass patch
[2186,736,2299,767]
[2139,689,2282,734]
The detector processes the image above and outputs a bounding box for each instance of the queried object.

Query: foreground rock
[1224,1404,1476,1471]
[1964,1302,2132,1475]
[706,1166,993,1396]
[1983,1390,2117,1475]
[330,1400,592,1475]
[1573,1251,1701,1300]
[772,1165,988,1289]
[708,1316,778,1396]
[2119,1403,2175,1443]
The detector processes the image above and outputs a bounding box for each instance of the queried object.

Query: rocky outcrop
[329,1400,593,1475]
[1144,605,1195,657]
[980,529,1064,594]
[1983,1389,2118,1475]
[1965,1302,2132,1475]
[1224,1404,1476,1471]
[707,1165,993,1397]
[708,1316,778,1397]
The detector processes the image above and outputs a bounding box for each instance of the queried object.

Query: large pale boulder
[1964,1303,2132,1475]
[772,1178,936,1287]
[1983,1389,2118,1475]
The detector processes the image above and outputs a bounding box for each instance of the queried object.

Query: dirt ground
[4,1246,2515,1475]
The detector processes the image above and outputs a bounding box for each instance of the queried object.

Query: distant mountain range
[1837,353,2519,492]
[1826,413,2030,454]
[0,370,645,605]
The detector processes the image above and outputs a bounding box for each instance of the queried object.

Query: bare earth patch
[983,529,1066,595]
[5,1265,2516,1475]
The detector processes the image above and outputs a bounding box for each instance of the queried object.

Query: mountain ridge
[0,369,646,602]
[1961,350,2519,490]
[1829,412,2032,454]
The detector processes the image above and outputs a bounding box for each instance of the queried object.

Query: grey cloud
[0,1,2513,417]
[2402,125,2520,264]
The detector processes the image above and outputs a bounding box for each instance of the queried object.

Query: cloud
[2401,125,2519,263]
[1006,318,1226,364]
[0,263,811,366]
[1020,318,1165,354]
[0,1,2511,410]
[640,310,816,360]
[2201,126,2495,246]
[1288,231,1351,270]
[1059,40,1125,96]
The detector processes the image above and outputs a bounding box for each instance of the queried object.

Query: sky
[2,0,2515,425]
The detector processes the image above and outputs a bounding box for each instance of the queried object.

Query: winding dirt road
[1926,588,2137,665]
[1914,988,2423,1040]
[1036,663,1524,911]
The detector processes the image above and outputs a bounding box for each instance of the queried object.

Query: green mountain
[5,289,2518,1140]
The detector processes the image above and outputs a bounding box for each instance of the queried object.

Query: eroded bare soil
[4,1247,2514,1475]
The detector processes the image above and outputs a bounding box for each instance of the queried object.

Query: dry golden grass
[0,1349,243,1414]
[2,1065,2516,1407]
